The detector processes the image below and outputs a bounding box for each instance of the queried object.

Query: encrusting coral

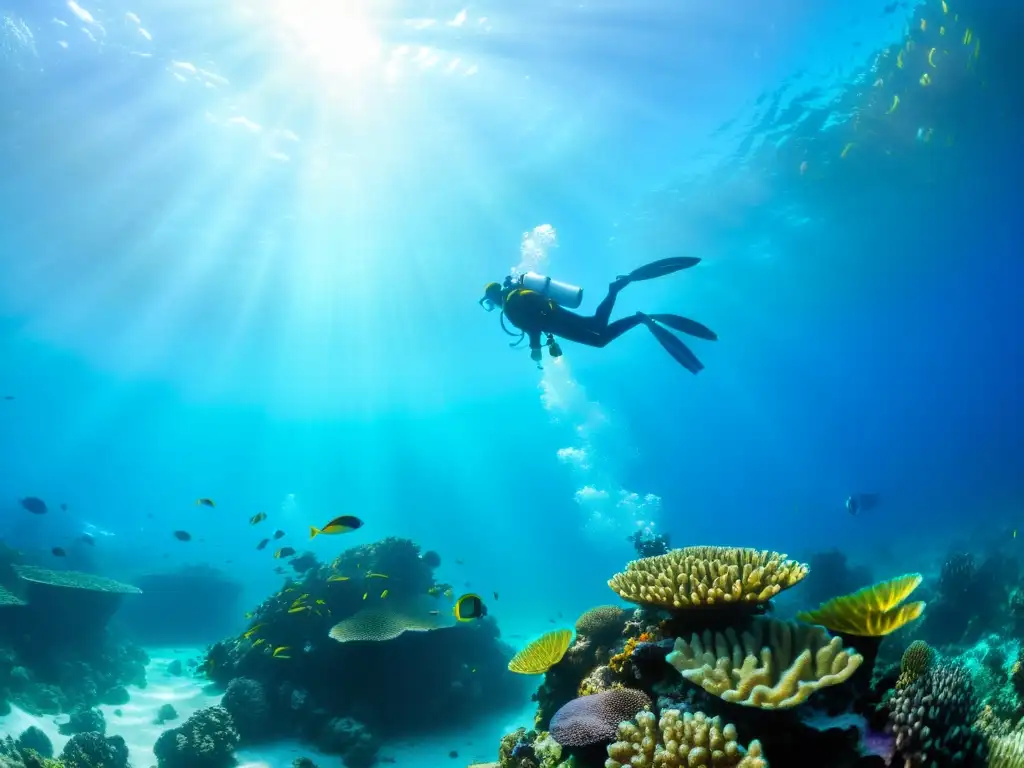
[896,639,934,689]
[666,616,863,708]
[509,630,575,675]
[605,709,767,768]
[608,547,809,610]
[796,573,926,636]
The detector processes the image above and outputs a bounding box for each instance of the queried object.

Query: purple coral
[549,689,652,747]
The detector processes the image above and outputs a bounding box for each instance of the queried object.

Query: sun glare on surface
[269,0,383,76]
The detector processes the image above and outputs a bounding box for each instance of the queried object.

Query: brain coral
[574,605,627,642]
[548,689,652,747]
[888,663,987,767]
[606,709,766,768]
[608,546,808,609]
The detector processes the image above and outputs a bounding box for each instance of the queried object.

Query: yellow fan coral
[608,546,809,609]
[797,573,925,636]
[508,629,574,674]
[666,617,863,709]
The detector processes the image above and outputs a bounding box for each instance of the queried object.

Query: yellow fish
[920,19,926,31]
[288,606,310,614]
[920,72,931,86]
[316,599,326,605]
[841,142,855,159]
[887,94,900,114]
[272,646,291,659]
[927,47,937,67]
[896,49,904,68]
[366,573,388,579]
[362,592,368,600]
[252,638,265,647]
[249,511,267,525]
[963,28,972,45]
[381,589,389,599]
[939,25,945,35]
[244,611,253,619]
[328,575,350,582]
[443,587,454,599]
[309,515,364,539]
[242,624,265,639]
[941,0,947,12]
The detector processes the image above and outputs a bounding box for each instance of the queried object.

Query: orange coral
[609,637,639,673]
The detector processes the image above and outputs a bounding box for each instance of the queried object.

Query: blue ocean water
[1,0,1021,765]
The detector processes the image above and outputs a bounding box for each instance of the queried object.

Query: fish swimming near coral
[453,593,486,622]
[272,646,291,659]
[274,547,296,559]
[273,529,286,540]
[196,498,215,508]
[250,512,267,525]
[256,538,269,550]
[328,575,350,582]
[173,530,192,542]
[310,515,364,539]
[19,497,47,515]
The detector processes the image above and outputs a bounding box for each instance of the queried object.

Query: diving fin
[621,257,701,283]
[637,313,704,374]
[647,313,718,341]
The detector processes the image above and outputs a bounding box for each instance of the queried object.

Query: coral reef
[574,606,627,646]
[153,705,240,768]
[220,677,271,742]
[60,732,129,768]
[666,617,863,708]
[314,717,379,768]
[497,728,563,768]
[605,709,766,768]
[608,547,809,610]
[886,663,987,767]
[201,537,528,745]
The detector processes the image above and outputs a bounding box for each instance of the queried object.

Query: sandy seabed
[0,647,533,767]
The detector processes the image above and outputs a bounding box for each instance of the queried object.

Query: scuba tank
[520,272,583,309]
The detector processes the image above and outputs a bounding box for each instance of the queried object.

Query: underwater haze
[1,0,1023,766]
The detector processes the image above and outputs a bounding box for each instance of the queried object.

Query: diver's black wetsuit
[503,280,637,354]
[492,257,717,373]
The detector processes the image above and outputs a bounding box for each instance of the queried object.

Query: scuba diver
[479,257,717,373]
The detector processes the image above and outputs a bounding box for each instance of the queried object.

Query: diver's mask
[479,280,507,312]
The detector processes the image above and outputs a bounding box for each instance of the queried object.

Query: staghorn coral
[549,689,652,747]
[153,705,240,768]
[797,573,925,636]
[896,640,934,689]
[605,709,767,768]
[574,606,627,644]
[886,663,987,767]
[608,546,808,610]
[509,630,574,675]
[666,616,863,708]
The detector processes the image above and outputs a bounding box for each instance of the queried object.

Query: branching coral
[887,663,987,767]
[608,546,809,609]
[606,709,766,768]
[666,617,863,708]
[896,640,934,689]
[508,630,574,675]
[797,573,925,636]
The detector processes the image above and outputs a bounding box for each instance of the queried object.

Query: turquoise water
[1,0,1021,766]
